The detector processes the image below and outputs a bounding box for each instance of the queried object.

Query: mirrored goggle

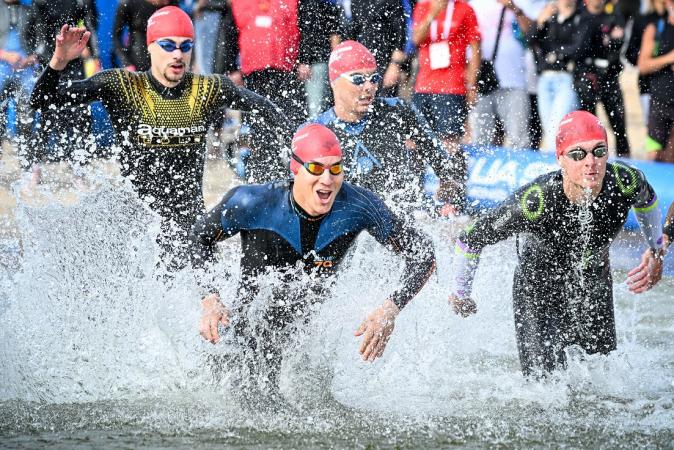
[156,39,194,53]
[292,153,343,176]
[565,145,608,161]
[339,72,382,86]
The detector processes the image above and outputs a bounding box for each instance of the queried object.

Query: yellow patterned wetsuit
[30,67,289,241]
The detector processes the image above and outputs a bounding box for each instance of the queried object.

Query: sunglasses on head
[565,145,608,161]
[292,153,343,176]
[156,39,194,53]
[339,72,382,86]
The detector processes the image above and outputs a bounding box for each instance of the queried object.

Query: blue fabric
[4,30,25,55]
[220,182,395,254]
[412,93,468,137]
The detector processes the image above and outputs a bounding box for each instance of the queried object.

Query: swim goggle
[292,153,343,176]
[565,145,608,161]
[156,39,194,53]
[339,72,382,86]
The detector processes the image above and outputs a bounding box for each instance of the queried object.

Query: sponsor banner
[426,145,674,230]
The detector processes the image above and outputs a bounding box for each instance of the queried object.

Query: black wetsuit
[455,162,660,376]
[314,98,461,211]
[30,67,289,263]
[189,181,436,388]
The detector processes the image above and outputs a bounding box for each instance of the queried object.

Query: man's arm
[216,75,293,140]
[189,187,243,344]
[403,101,463,204]
[450,183,541,315]
[29,25,105,111]
[625,167,664,293]
[355,194,437,361]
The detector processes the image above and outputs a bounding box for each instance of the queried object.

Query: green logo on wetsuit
[521,184,544,221]
[612,163,638,196]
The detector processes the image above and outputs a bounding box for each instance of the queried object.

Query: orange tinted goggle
[292,153,343,176]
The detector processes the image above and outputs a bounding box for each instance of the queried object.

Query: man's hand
[448,294,477,317]
[1,50,22,67]
[228,70,244,87]
[627,248,664,293]
[199,293,230,344]
[297,63,312,81]
[354,299,400,362]
[50,24,91,71]
[383,62,401,88]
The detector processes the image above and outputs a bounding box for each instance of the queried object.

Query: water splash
[0,182,672,446]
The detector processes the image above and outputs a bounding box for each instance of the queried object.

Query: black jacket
[27,0,99,65]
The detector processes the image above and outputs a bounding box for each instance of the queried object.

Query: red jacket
[231,0,299,75]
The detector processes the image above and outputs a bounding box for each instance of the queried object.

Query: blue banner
[427,145,674,231]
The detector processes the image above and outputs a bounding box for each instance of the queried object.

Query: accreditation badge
[254,15,272,28]
[429,42,451,70]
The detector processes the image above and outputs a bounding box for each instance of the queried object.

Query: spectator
[411,0,481,201]
[527,0,581,151]
[298,0,342,117]
[338,0,408,97]
[229,0,306,125]
[113,0,177,72]
[227,0,308,183]
[0,0,39,155]
[193,0,227,74]
[469,0,540,150]
[625,0,667,123]
[570,0,630,157]
[638,0,674,163]
[23,0,99,191]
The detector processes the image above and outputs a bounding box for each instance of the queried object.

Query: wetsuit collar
[288,187,328,222]
[146,70,190,99]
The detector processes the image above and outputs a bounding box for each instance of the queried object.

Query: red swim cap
[328,40,377,83]
[290,124,342,175]
[556,110,607,157]
[147,6,194,45]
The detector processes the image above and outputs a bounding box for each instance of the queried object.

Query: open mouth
[358,95,373,105]
[316,189,332,202]
[169,63,184,71]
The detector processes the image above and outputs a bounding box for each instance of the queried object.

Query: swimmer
[448,111,665,377]
[29,6,290,266]
[189,124,436,389]
[314,41,464,214]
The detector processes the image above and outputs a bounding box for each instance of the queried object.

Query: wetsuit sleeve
[402,101,461,196]
[188,187,244,295]
[385,220,437,310]
[214,75,292,136]
[29,66,110,111]
[629,167,664,250]
[453,183,543,298]
[365,193,437,309]
[189,186,244,268]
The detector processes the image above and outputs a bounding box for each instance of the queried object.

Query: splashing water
[0,181,672,448]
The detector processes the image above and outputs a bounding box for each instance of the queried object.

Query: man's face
[332,68,379,118]
[558,139,608,190]
[584,0,604,13]
[293,155,344,216]
[148,36,193,85]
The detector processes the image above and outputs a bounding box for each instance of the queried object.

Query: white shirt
[470,0,543,89]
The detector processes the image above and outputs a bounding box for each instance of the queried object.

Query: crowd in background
[0,0,673,183]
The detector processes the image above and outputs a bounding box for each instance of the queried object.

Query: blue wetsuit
[189,181,436,387]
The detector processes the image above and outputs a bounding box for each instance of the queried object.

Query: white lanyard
[430,1,455,41]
